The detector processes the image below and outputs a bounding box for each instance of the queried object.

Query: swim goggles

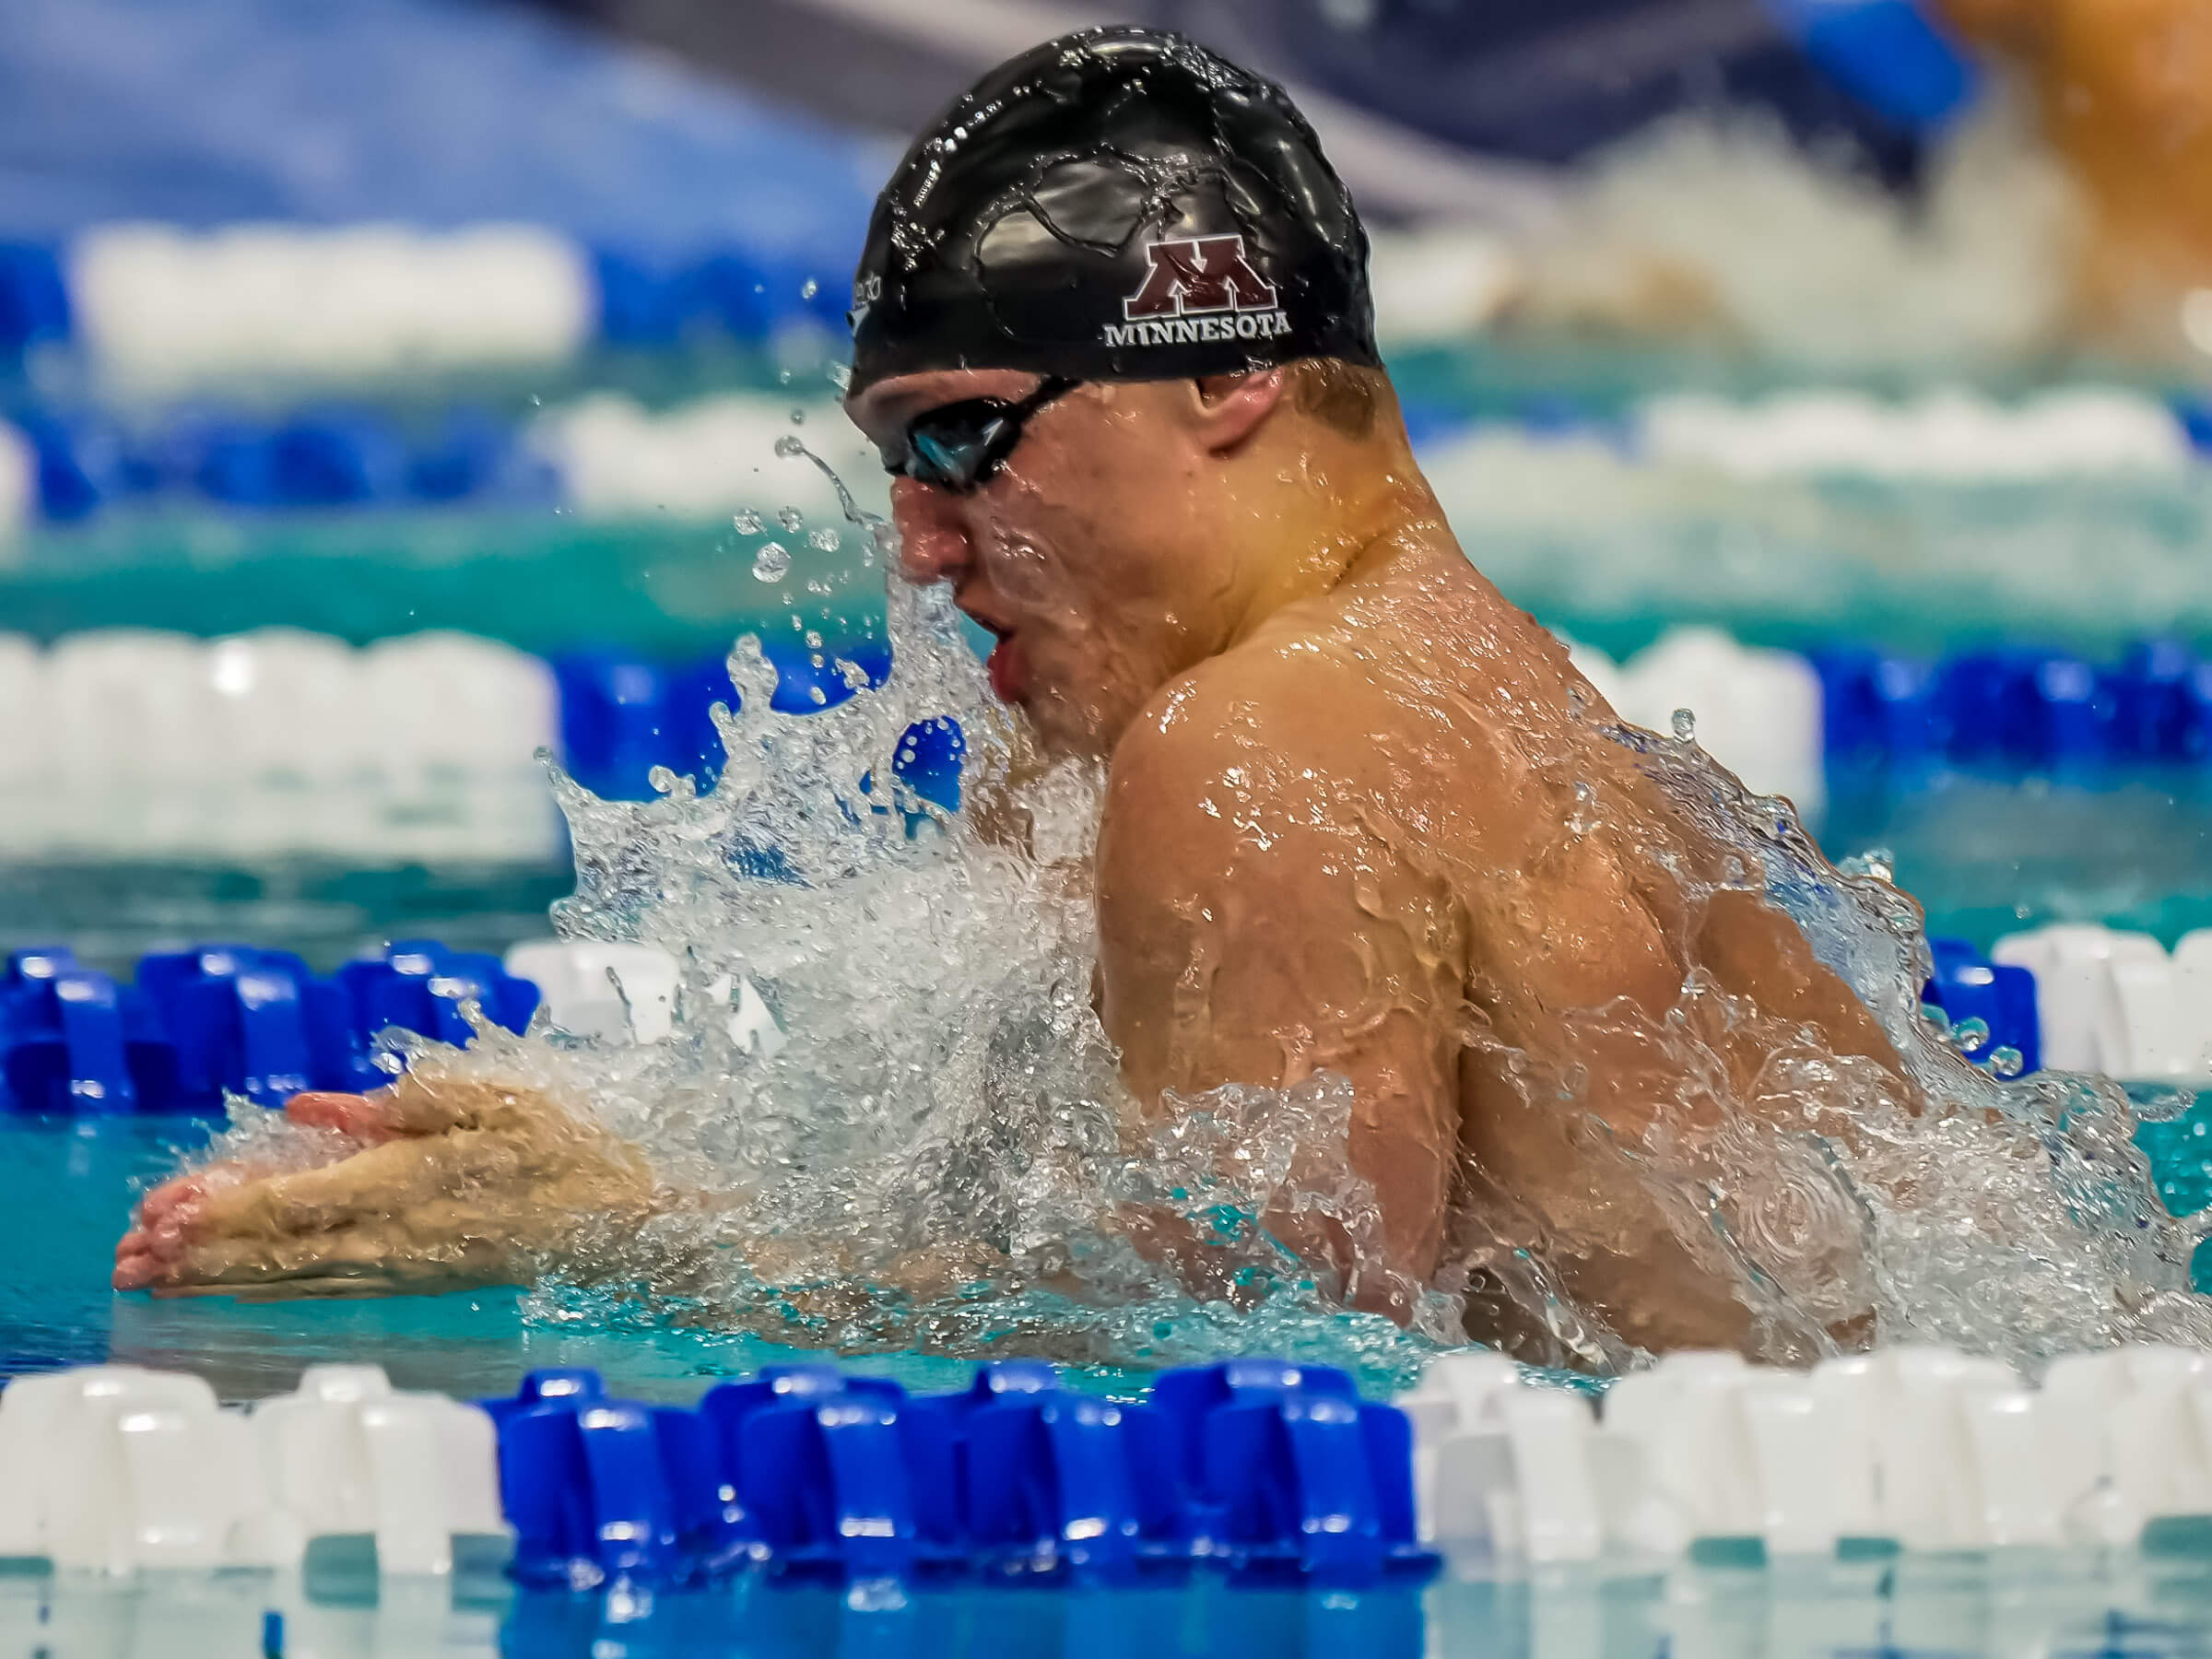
[883,376,1079,494]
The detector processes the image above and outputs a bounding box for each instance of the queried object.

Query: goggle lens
[887,378,1077,494]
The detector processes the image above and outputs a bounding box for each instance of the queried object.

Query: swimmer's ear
[1184,369,1286,454]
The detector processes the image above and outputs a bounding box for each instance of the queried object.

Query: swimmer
[114,29,1916,1359]
[1936,0,2212,352]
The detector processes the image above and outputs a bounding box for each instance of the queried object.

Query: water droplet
[829,362,853,394]
[752,543,792,582]
[801,276,819,300]
[773,435,805,459]
[807,685,827,705]
[1989,1045,2025,1079]
[779,507,805,533]
[733,510,763,535]
[1920,1002,1952,1038]
[1847,847,1897,885]
[1952,1016,1990,1056]
[790,407,806,426]
[809,527,841,552]
[805,629,823,648]
[1670,708,1697,743]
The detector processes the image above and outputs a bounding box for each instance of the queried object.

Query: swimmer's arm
[1094,701,1463,1307]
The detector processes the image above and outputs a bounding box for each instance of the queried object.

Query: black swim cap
[846,27,1380,395]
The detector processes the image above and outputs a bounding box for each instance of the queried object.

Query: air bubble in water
[751,543,792,582]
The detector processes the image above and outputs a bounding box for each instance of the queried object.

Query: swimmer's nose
[889,477,971,586]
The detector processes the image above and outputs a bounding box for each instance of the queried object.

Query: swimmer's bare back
[1096,517,1912,1355]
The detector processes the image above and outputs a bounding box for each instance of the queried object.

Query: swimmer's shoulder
[1105,621,1399,822]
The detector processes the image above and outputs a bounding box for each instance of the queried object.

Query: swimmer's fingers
[131,1144,534,1296]
[283,1091,409,1139]
[284,1071,562,1140]
[112,1233,164,1290]
[132,1170,214,1230]
[197,1137,483,1237]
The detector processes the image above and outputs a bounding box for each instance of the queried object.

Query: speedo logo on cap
[1102,235,1292,348]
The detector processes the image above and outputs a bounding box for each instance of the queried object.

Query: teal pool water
[11,1520,2212,1655]
[10,1049,2212,1656]
[0,862,575,978]
[2,1118,1006,1404]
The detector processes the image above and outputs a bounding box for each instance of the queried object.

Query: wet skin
[117,362,1908,1357]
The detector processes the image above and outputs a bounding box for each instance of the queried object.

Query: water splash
[229,451,2208,1383]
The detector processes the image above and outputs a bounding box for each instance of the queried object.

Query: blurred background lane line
[2,0,2211,978]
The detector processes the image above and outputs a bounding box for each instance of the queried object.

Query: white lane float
[1994,924,2212,1083]
[1404,1342,2212,1566]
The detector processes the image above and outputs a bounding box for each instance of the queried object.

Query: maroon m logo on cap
[1123,235,1280,321]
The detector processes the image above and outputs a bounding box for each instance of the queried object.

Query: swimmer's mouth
[963,608,1029,703]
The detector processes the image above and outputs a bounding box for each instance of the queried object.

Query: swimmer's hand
[112,1068,657,1299]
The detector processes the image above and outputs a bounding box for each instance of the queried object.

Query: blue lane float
[0,928,2077,1121]
[1922,936,2041,1076]
[0,243,69,360]
[15,405,559,520]
[563,635,2212,808]
[0,939,537,1114]
[480,1359,1436,1593]
[1815,642,2212,776]
[553,637,964,812]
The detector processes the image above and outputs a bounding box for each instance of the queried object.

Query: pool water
[11,1517,2212,1655]
[10,379,2212,1654]
[2,767,2203,975]
[15,1107,2212,1657]
[3,1118,1001,1405]
[0,862,575,979]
